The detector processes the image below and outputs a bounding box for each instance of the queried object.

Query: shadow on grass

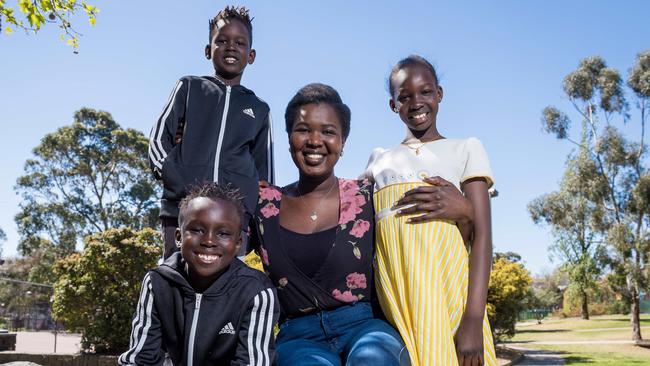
[590,317,650,325]
[564,355,593,364]
[565,355,649,365]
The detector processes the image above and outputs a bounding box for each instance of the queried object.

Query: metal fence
[518,308,554,321]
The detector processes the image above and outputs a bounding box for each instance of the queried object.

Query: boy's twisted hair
[209,5,254,44]
[178,182,245,227]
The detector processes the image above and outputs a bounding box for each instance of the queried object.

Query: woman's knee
[345,320,409,366]
[276,339,341,366]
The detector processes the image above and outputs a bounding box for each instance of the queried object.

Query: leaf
[18,0,30,13]
[353,246,361,260]
[5,26,13,34]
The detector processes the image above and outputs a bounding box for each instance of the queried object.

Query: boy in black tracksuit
[119,183,279,366]
[149,6,274,259]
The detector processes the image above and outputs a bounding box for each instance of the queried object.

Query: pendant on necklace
[415,148,421,155]
[310,212,318,221]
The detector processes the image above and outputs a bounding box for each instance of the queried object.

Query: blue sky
[1,1,648,275]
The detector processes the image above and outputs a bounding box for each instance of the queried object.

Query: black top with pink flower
[251,178,374,320]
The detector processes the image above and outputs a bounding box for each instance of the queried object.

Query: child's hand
[394,176,473,224]
[454,315,484,366]
[258,180,270,192]
[174,122,184,145]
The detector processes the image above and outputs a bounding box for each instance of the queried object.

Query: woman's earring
[340,150,344,157]
[176,240,182,248]
[393,107,398,113]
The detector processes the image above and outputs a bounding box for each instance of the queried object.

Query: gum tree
[0,227,5,258]
[529,145,606,319]
[14,108,160,258]
[539,53,649,341]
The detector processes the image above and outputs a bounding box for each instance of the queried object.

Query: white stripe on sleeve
[260,289,275,365]
[118,273,154,365]
[245,288,275,366]
[267,113,275,184]
[149,80,183,170]
[246,293,261,366]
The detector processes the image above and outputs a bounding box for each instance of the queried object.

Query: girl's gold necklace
[401,135,443,155]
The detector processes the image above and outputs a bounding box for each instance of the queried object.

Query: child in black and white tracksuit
[149,6,274,259]
[119,183,278,366]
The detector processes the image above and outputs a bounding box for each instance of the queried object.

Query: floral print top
[251,178,375,320]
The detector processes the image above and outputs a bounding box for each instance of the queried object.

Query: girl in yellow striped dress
[363,55,497,366]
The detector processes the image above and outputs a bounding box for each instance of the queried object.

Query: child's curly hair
[178,182,245,227]
[209,5,254,44]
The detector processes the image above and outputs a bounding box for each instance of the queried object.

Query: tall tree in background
[14,108,159,260]
[529,145,606,319]
[0,227,6,257]
[0,0,98,51]
[539,53,649,341]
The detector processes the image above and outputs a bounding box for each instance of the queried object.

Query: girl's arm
[455,177,492,365]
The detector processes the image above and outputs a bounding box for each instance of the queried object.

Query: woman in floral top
[251,83,473,366]
[251,84,407,365]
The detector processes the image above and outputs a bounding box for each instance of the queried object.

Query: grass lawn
[532,344,650,365]
[504,314,650,365]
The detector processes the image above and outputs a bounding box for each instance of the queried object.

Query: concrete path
[10,332,81,354]
[573,326,650,332]
[512,340,634,345]
[507,346,565,366]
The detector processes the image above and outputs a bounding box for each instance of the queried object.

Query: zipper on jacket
[187,293,203,366]
[213,85,231,182]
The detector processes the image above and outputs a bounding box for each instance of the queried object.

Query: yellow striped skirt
[374,182,496,366]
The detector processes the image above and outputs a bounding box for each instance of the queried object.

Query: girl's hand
[394,176,474,224]
[454,315,485,366]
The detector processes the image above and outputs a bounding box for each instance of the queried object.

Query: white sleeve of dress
[460,137,495,188]
[359,147,386,182]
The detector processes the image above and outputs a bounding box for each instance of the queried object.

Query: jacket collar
[205,75,255,94]
[156,252,245,295]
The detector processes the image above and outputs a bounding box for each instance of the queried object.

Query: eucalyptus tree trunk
[630,286,642,342]
[581,290,589,320]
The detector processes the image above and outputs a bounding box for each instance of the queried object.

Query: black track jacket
[118,253,279,366]
[149,75,274,219]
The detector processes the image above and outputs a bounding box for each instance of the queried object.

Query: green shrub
[52,228,162,354]
[487,257,533,341]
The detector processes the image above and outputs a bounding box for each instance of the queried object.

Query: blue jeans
[275,302,409,366]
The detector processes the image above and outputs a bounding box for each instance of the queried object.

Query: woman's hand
[394,176,474,224]
[454,315,485,366]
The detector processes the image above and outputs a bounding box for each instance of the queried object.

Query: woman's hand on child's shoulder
[454,315,485,366]
[394,176,474,224]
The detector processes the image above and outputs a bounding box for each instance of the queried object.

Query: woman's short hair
[284,83,351,140]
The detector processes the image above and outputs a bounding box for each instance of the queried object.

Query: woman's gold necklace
[296,178,337,221]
